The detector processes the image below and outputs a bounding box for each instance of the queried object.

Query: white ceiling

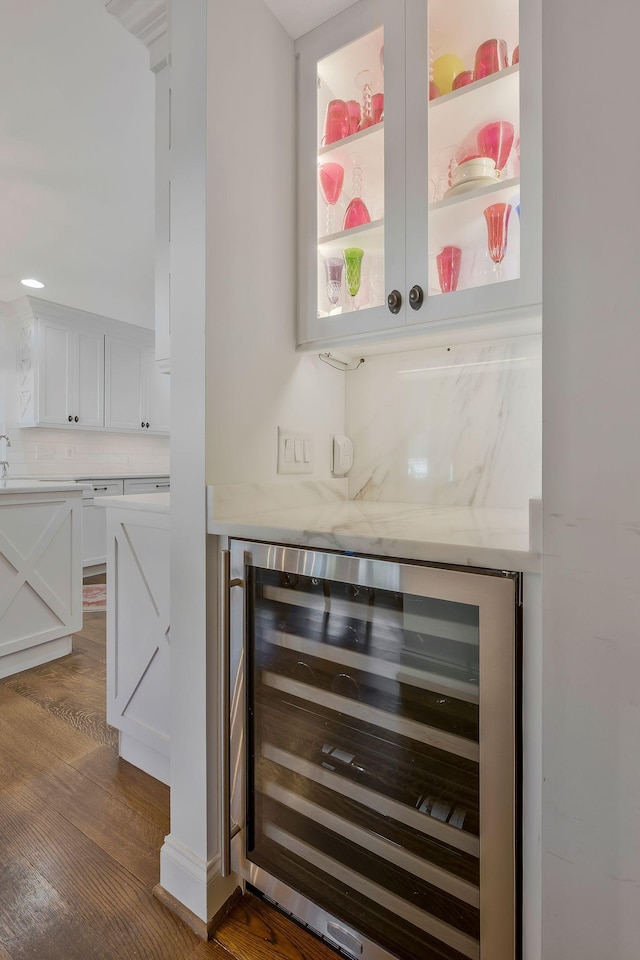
[0,0,155,327]
[263,0,360,39]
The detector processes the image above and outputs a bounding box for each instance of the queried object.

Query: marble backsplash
[346,333,541,510]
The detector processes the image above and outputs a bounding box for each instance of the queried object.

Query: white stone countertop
[96,492,170,514]
[207,484,541,574]
[0,479,86,495]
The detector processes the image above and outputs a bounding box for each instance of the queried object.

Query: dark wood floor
[0,610,337,960]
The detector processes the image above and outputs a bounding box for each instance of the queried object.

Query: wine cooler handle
[220,549,233,878]
[219,548,244,878]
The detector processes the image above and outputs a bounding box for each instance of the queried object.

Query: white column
[542,1,640,957]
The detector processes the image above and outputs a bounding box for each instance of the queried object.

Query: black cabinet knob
[68,415,73,422]
[74,416,79,422]
[141,422,145,428]
[145,422,150,429]
[387,290,402,314]
[409,285,424,310]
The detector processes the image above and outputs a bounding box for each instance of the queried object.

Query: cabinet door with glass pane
[407,0,541,327]
[296,0,407,347]
[296,0,541,348]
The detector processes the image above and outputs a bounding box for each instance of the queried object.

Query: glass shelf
[430,176,520,212]
[319,121,384,159]
[429,63,519,110]
[319,218,385,251]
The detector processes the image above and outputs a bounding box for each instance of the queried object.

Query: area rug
[82,584,107,612]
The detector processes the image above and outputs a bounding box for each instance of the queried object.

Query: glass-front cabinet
[296,0,541,348]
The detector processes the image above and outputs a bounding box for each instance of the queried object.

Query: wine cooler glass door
[228,542,518,960]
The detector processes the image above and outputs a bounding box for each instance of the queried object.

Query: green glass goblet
[343,247,364,310]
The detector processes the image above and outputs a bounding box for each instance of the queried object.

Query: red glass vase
[436,246,462,293]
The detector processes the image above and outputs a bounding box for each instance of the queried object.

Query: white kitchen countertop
[0,479,85,495]
[207,484,541,573]
[96,492,170,514]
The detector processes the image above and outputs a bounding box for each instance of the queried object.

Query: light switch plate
[278,427,313,474]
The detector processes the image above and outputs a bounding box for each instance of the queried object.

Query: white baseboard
[120,732,170,785]
[160,834,240,925]
[0,635,72,679]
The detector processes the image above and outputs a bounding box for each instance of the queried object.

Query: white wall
[542,2,640,957]
[346,332,541,509]
[0,0,155,326]
[204,1,345,486]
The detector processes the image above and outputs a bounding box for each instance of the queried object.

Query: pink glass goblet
[319,162,345,234]
[436,246,462,293]
[477,121,515,173]
[343,197,371,231]
[474,38,508,80]
[323,99,349,145]
[484,202,512,281]
[346,100,361,136]
[371,93,384,123]
[324,257,344,306]
[512,44,519,64]
[452,70,474,90]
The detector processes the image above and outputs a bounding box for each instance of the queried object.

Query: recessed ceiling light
[21,278,45,289]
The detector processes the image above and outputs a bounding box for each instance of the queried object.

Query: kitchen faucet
[0,434,11,479]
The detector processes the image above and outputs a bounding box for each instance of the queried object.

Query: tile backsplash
[346,333,541,510]
[3,427,169,477]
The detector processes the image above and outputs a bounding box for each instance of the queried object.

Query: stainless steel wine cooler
[220,541,520,960]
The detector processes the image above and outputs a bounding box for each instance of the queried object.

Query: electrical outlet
[36,445,56,460]
[277,427,313,474]
[332,435,354,476]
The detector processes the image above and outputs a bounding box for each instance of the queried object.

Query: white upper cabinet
[35,319,104,428]
[296,0,541,348]
[15,298,168,436]
[105,338,170,435]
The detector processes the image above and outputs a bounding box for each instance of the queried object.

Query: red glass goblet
[477,121,515,173]
[429,81,440,101]
[474,39,508,80]
[323,99,349,145]
[346,100,361,136]
[436,245,462,293]
[452,70,474,90]
[371,93,384,123]
[319,162,345,235]
[484,202,512,281]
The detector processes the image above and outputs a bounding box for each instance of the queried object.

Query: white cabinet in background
[15,297,168,436]
[81,480,125,569]
[105,338,170,436]
[296,0,541,349]
[30,318,104,428]
[106,499,170,784]
[123,477,171,495]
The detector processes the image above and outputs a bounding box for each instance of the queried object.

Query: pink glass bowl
[477,121,515,172]
[474,39,508,80]
[436,246,462,293]
[343,197,371,231]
